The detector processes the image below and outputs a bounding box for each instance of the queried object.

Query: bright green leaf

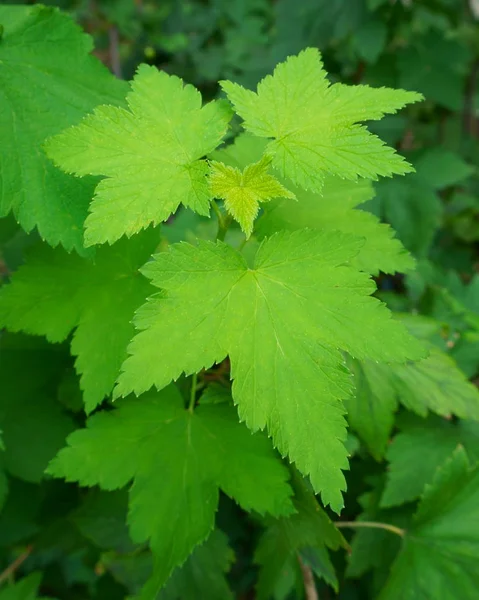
[47,385,294,593]
[0,5,128,253]
[208,156,295,237]
[214,134,413,275]
[116,230,425,511]
[221,48,421,192]
[0,230,158,412]
[46,65,231,246]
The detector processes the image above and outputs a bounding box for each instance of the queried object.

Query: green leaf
[158,529,234,600]
[47,385,294,593]
[374,177,442,257]
[72,489,134,552]
[221,48,421,193]
[0,5,128,253]
[414,148,474,190]
[0,573,42,600]
[379,447,479,599]
[46,65,232,246]
[0,335,74,483]
[346,316,479,459]
[214,133,413,275]
[0,230,158,412]
[397,31,470,111]
[381,415,479,508]
[346,477,411,590]
[345,357,397,460]
[255,471,345,600]
[116,230,425,511]
[208,157,295,238]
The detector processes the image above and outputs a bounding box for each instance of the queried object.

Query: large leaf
[46,65,231,246]
[47,385,294,595]
[221,48,421,192]
[213,134,413,275]
[0,229,159,412]
[115,230,425,511]
[0,5,127,253]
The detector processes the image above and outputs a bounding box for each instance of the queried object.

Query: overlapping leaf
[159,529,234,600]
[0,334,74,483]
[221,48,421,192]
[48,385,294,596]
[379,447,479,599]
[208,156,295,237]
[255,471,345,599]
[381,415,479,508]
[213,134,413,275]
[115,229,425,511]
[46,66,232,246]
[0,230,159,412]
[346,316,479,459]
[0,5,128,253]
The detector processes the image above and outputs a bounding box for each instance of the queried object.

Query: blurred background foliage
[1,0,479,599]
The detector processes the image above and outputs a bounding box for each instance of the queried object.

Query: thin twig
[108,25,122,78]
[335,520,405,537]
[297,555,318,600]
[0,546,33,586]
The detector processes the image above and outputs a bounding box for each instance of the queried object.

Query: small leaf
[208,156,295,237]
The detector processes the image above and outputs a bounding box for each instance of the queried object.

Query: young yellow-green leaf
[208,157,295,237]
[221,48,422,192]
[115,230,425,511]
[0,230,158,412]
[0,5,128,254]
[379,447,479,600]
[47,385,294,595]
[45,65,232,246]
[213,134,413,275]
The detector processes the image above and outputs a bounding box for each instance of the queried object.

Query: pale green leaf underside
[208,156,295,237]
[213,134,413,275]
[0,5,128,253]
[221,48,422,192]
[380,448,479,600]
[48,385,293,593]
[0,230,158,412]
[115,230,425,511]
[46,65,231,246]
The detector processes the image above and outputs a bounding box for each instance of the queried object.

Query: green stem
[211,200,232,241]
[217,214,233,242]
[188,373,198,413]
[334,520,405,538]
